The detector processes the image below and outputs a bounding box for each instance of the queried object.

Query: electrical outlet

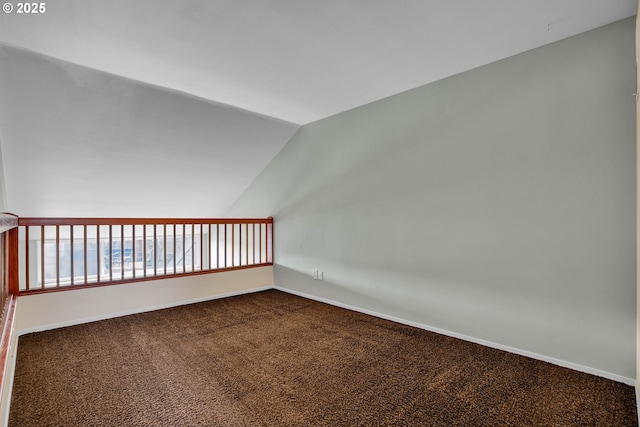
[318,271,323,281]
[312,269,318,280]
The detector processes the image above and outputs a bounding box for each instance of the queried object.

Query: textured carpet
[9,289,637,426]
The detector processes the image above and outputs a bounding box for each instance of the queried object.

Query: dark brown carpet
[8,289,637,426]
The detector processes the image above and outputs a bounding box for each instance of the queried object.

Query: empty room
[0,1,638,426]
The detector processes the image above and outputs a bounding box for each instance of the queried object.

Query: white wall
[15,266,273,333]
[227,19,636,381]
[635,1,639,411]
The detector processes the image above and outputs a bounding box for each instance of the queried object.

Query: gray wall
[227,18,636,379]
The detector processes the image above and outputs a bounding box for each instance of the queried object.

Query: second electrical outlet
[312,270,323,281]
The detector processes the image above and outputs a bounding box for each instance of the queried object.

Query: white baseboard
[275,286,636,387]
[18,286,272,336]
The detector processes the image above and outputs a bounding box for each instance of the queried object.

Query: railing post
[6,227,18,295]
[267,216,273,264]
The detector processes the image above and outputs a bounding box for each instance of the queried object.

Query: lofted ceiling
[0,0,636,217]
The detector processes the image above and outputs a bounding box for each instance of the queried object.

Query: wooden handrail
[18,217,273,226]
[0,213,18,235]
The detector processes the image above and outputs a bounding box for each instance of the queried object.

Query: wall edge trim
[275,286,636,387]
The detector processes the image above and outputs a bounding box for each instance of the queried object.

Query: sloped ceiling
[0,46,299,217]
[0,1,636,217]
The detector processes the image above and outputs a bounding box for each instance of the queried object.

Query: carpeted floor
[9,289,638,426]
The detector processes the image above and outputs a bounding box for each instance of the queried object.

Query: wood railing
[0,213,18,404]
[16,217,273,294]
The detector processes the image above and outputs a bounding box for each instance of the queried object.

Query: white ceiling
[0,1,636,217]
[0,0,636,125]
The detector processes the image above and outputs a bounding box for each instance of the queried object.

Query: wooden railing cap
[18,217,273,226]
